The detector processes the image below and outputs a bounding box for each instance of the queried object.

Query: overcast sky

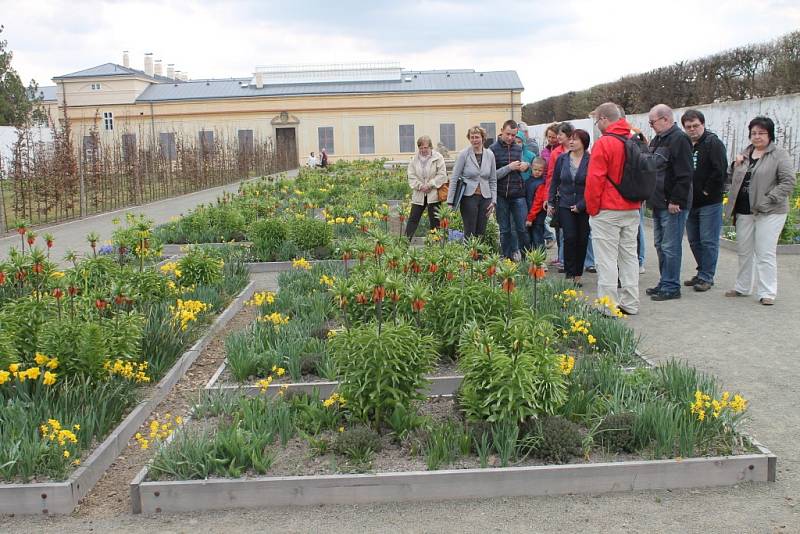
[2,0,799,103]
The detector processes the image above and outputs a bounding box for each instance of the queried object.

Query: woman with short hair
[447,126,497,238]
[725,116,796,305]
[548,129,591,285]
[405,135,448,238]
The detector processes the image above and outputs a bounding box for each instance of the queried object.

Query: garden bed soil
[0,282,257,516]
[131,395,773,514]
[72,302,261,518]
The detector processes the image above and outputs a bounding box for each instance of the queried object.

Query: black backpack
[603,133,665,201]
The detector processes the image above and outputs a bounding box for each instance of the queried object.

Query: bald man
[645,104,693,301]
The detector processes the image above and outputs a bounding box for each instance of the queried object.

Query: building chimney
[154,59,163,77]
[254,71,264,89]
[167,63,175,79]
[144,53,154,76]
[122,50,130,68]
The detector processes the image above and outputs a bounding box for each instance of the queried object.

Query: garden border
[131,363,776,514]
[0,281,257,516]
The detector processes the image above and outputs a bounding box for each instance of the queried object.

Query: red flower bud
[486,265,497,277]
[372,286,386,303]
[411,298,426,312]
[428,263,439,274]
[68,286,78,296]
[501,278,516,293]
[95,299,107,310]
[52,288,64,300]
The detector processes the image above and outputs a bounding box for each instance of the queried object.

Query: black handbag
[452,177,467,209]
[548,196,560,228]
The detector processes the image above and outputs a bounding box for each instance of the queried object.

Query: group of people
[307,148,329,168]
[404,104,796,313]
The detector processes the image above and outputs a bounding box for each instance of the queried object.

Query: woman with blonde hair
[405,135,448,238]
[447,126,497,238]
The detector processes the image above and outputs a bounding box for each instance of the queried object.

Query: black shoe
[585,266,597,273]
[684,276,700,287]
[618,307,636,316]
[693,280,712,292]
[645,286,661,296]
[651,291,681,301]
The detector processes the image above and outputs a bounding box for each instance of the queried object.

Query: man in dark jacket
[645,104,694,301]
[490,119,530,260]
[680,109,728,292]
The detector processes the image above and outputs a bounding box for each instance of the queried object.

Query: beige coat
[725,143,796,219]
[408,151,448,205]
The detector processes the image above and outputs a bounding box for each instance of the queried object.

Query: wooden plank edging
[0,281,256,515]
[131,453,772,514]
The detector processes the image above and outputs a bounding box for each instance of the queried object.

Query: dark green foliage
[597,412,637,453]
[334,426,382,464]
[532,415,583,464]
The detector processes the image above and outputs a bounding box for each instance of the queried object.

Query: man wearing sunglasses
[645,104,693,301]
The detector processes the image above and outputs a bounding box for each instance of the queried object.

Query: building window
[318,127,334,154]
[358,126,375,155]
[199,130,214,155]
[399,124,415,153]
[238,129,254,155]
[480,122,496,143]
[102,112,113,131]
[121,133,136,163]
[440,123,455,151]
[159,132,176,160]
[91,83,101,90]
[82,135,97,162]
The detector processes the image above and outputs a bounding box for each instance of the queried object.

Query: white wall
[0,125,54,170]
[527,93,800,168]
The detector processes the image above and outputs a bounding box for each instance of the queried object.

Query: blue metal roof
[135,70,523,102]
[53,62,174,83]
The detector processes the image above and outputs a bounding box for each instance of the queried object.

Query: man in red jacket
[584,102,643,315]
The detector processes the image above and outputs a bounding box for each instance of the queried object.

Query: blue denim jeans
[652,207,690,293]
[686,202,723,284]
[496,196,530,258]
[637,206,646,267]
[526,179,546,249]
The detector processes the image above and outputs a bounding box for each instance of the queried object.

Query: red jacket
[527,144,564,222]
[584,119,642,216]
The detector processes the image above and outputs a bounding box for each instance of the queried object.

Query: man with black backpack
[584,102,644,315]
[645,104,694,301]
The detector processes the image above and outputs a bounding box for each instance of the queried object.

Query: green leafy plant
[176,247,224,287]
[287,217,333,256]
[329,321,437,428]
[248,218,287,261]
[457,311,567,423]
[597,412,637,453]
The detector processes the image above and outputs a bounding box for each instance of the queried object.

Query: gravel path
[2,227,799,533]
[0,170,297,263]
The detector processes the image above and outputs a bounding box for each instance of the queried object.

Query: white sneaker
[512,250,522,262]
[639,265,646,274]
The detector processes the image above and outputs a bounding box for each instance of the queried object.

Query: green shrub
[248,218,287,261]
[287,217,333,255]
[177,247,224,287]
[329,321,437,428]
[334,425,382,463]
[533,415,583,464]
[597,412,637,453]
[457,311,567,423]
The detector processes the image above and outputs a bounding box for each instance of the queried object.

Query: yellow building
[40,55,523,169]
